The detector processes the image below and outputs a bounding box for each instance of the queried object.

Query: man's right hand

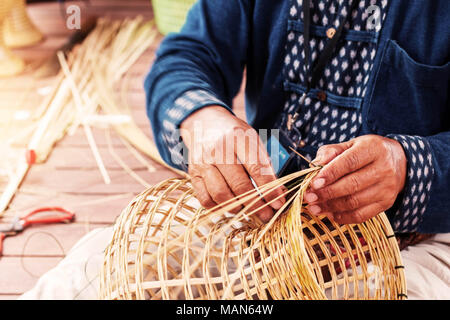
[180,106,286,222]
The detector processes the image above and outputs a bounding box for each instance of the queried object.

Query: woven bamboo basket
[0,0,25,77]
[152,0,196,35]
[100,168,407,300]
[3,0,43,48]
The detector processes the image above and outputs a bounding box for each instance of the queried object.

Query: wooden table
[0,0,246,299]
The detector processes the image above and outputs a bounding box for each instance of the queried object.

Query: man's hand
[180,106,285,222]
[304,135,407,224]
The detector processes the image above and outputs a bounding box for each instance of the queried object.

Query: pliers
[0,207,75,256]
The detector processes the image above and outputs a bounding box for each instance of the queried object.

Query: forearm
[144,0,251,170]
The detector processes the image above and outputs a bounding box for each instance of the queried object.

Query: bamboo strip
[105,129,151,188]
[0,79,71,213]
[1,17,183,215]
[57,51,111,185]
[100,168,406,300]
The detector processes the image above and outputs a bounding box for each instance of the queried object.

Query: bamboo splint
[100,168,407,300]
[0,77,69,213]
[57,51,111,185]
[0,17,185,215]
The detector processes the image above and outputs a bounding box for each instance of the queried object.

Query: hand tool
[0,207,75,256]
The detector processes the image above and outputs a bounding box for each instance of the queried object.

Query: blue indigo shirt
[145,0,450,234]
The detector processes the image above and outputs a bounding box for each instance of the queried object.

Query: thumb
[312,141,353,166]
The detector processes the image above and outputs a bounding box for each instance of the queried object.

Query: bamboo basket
[0,0,25,77]
[100,168,407,300]
[152,0,196,35]
[3,0,43,48]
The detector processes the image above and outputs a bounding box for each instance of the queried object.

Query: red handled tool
[0,207,75,256]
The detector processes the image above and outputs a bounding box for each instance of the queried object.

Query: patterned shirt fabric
[386,134,435,232]
[275,0,434,233]
[147,0,443,234]
[278,0,389,155]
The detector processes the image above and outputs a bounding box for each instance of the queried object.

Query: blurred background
[0,0,248,299]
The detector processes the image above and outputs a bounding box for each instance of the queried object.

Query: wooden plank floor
[0,0,245,299]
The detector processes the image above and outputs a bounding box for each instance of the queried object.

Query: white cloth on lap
[19,227,114,300]
[400,233,450,300]
[19,229,450,300]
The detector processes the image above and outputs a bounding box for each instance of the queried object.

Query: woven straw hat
[100,170,407,300]
[3,0,43,48]
[0,0,25,77]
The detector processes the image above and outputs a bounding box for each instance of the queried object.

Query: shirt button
[298,140,306,148]
[317,91,327,102]
[326,27,336,39]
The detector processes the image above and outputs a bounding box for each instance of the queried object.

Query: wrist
[386,137,408,194]
[180,105,233,150]
[180,105,231,131]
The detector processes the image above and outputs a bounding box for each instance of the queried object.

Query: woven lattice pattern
[100,168,406,300]
[3,0,43,48]
[0,0,25,77]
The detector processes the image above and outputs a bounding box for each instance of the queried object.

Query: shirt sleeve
[144,0,251,171]
[386,132,450,234]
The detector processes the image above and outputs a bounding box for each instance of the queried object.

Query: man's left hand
[304,135,407,224]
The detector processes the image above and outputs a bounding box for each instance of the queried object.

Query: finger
[233,129,286,209]
[201,165,241,214]
[216,162,274,223]
[306,164,381,203]
[314,185,383,214]
[332,203,385,225]
[305,204,334,222]
[312,141,353,166]
[311,143,374,191]
[190,171,216,209]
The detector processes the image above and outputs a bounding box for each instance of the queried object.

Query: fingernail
[309,205,322,215]
[270,199,284,210]
[304,192,318,203]
[312,178,326,190]
[312,155,322,165]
